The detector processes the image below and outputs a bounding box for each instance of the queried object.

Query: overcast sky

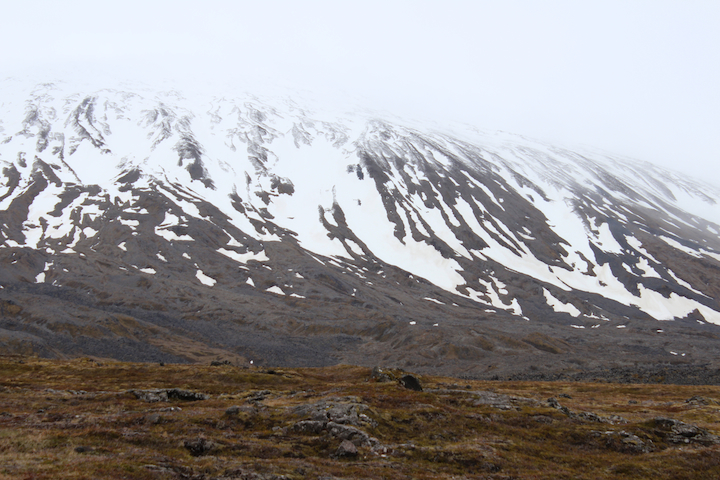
[3,0,719,184]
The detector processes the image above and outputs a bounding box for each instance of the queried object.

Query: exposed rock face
[2,81,720,378]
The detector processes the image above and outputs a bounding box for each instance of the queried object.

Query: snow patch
[196,270,216,286]
[543,288,582,317]
[119,219,139,228]
[423,297,444,305]
[217,248,269,263]
[156,228,194,242]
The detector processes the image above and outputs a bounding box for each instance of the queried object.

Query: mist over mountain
[2,81,720,378]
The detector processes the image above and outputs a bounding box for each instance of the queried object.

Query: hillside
[1,80,720,376]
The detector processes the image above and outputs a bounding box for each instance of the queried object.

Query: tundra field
[2,356,720,479]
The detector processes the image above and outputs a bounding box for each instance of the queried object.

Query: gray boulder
[335,439,358,458]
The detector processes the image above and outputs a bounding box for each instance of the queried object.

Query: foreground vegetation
[2,356,720,479]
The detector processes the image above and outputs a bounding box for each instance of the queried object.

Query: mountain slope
[1,81,720,377]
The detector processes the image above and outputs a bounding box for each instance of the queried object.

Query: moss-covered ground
[1,355,720,479]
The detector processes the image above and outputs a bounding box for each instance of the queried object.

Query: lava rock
[399,374,422,391]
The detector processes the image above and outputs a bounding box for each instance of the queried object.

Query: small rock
[399,374,423,391]
[558,393,572,399]
[132,389,168,403]
[292,420,327,434]
[132,388,208,402]
[549,397,625,424]
[210,360,232,366]
[167,388,208,401]
[224,404,257,416]
[686,395,717,406]
[221,469,291,480]
[370,366,393,383]
[326,421,379,447]
[238,405,257,414]
[183,437,215,456]
[473,391,513,409]
[593,430,654,453]
[247,390,271,403]
[146,413,162,424]
[74,446,93,453]
[606,415,628,425]
[621,433,651,453]
[225,405,241,415]
[532,415,554,424]
[336,439,358,458]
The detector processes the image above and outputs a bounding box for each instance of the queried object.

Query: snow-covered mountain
[2,81,720,376]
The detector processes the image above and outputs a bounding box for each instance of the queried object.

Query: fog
[3,0,719,184]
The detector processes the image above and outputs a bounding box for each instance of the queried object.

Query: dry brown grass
[1,356,720,479]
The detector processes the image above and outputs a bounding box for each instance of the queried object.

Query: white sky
[2,0,719,184]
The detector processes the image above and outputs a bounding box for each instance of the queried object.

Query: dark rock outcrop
[399,374,423,391]
[653,417,720,445]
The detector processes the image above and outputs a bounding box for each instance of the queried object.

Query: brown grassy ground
[1,355,720,479]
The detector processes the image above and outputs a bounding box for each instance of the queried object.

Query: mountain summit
[1,82,719,377]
